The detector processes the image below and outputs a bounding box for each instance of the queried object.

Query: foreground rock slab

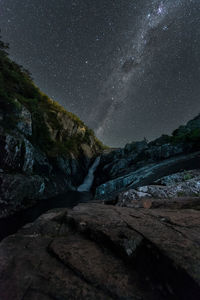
[0,204,200,299]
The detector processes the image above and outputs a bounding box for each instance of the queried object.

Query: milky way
[0,0,200,146]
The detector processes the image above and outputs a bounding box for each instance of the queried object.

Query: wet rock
[0,203,200,299]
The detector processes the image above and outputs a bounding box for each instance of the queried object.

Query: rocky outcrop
[94,114,200,199]
[95,151,200,200]
[0,202,200,300]
[95,140,190,187]
[116,169,200,208]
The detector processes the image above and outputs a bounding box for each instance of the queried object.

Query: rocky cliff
[0,38,104,218]
[94,114,200,199]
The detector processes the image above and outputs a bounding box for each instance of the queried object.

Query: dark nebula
[0,0,200,146]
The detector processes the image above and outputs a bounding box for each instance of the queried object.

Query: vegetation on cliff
[0,35,106,156]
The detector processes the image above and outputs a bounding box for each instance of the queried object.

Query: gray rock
[16,104,32,136]
[110,158,129,176]
[56,157,72,176]
[94,113,200,195]
[95,151,200,199]
[0,134,23,172]
[117,169,200,208]
[155,169,200,186]
[124,140,148,154]
[0,173,45,218]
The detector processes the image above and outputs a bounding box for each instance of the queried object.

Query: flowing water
[77,157,100,192]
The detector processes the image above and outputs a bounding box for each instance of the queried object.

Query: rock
[155,169,200,186]
[16,103,32,136]
[0,44,105,218]
[116,169,200,208]
[117,189,152,208]
[174,114,200,136]
[95,151,200,200]
[124,140,148,154]
[0,98,103,217]
[109,158,130,176]
[55,156,72,176]
[145,143,184,161]
[138,175,200,198]
[0,203,200,299]
[0,173,45,218]
[94,114,200,197]
[0,134,24,172]
[0,130,93,217]
[0,132,51,176]
[117,193,200,209]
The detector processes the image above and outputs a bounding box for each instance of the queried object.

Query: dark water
[0,191,92,242]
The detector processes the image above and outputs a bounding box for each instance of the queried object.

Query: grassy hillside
[0,36,106,156]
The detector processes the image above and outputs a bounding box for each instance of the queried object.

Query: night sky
[0,0,200,147]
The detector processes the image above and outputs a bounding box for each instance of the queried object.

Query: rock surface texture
[0,202,200,300]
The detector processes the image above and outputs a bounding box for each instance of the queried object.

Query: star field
[0,0,200,146]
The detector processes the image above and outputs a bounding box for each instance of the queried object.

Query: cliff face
[0,39,104,218]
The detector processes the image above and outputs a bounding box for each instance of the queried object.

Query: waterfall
[77,156,100,192]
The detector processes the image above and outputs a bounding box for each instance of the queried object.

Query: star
[163,25,168,31]
[0,0,199,147]
[157,3,165,15]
